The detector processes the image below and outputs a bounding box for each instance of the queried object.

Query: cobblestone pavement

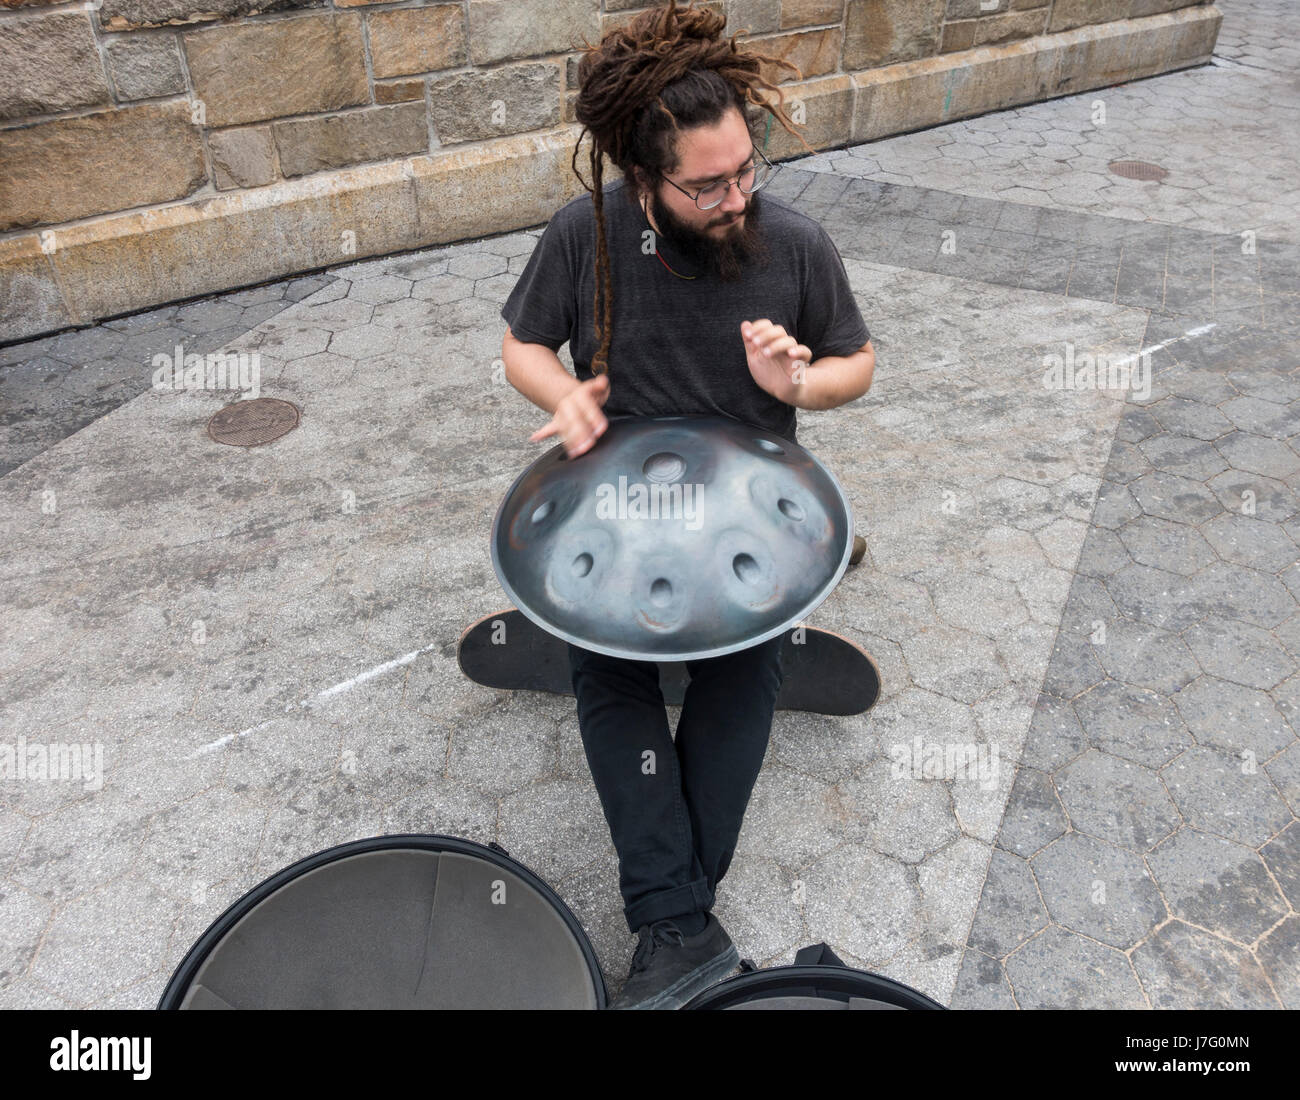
[0,0,1296,1009]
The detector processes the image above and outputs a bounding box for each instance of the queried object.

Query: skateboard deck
[457,609,881,716]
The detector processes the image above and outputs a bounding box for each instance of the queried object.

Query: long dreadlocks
[570,0,818,377]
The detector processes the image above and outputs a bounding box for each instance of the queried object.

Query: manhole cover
[1108,159,1168,181]
[207,398,300,447]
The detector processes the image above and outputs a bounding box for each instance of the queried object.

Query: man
[498,0,874,1009]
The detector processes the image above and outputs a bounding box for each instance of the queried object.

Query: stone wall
[0,0,1221,341]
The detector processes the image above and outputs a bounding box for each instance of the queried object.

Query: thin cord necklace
[641,194,699,280]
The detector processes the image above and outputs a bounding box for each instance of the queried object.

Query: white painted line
[1107,322,1217,370]
[189,640,444,757]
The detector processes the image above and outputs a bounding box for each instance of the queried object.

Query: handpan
[491,415,853,661]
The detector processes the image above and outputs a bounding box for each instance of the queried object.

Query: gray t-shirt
[501,178,870,442]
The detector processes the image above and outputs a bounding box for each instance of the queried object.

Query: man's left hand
[741,319,812,404]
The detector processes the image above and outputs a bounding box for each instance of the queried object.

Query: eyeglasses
[659,146,776,210]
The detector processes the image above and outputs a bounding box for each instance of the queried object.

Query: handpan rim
[490,414,854,662]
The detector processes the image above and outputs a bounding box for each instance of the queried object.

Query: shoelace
[630,920,686,973]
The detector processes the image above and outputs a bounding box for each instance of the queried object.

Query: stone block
[428,62,561,143]
[728,0,780,35]
[779,0,840,30]
[0,235,72,342]
[368,6,465,79]
[274,104,429,177]
[1131,0,1207,14]
[599,3,724,38]
[0,101,205,232]
[0,12,110,121]
[940,20,978,53]
[375,79,426,105]
[409,128,576,247]
[757,75,849,160]
[468,0,601,66]
[99,0,321,32]
[1049,0,1130,33]
[843,0,946,69]
[852,59,950,141]
[207,126,277,189]
[46,159,422,324]
[750,27,843,84]
[183,13,368,127]
[975,9,1050,45]
[104,33,187,101]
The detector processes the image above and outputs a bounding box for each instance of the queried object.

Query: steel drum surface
[491,415,853,661]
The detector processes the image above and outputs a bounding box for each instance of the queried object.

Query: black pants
[567,635,785,933]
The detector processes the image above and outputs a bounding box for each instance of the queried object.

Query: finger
[791,344,813,363]
[764,335,798,359]
[745,319,776,344]
[529,419,559,442]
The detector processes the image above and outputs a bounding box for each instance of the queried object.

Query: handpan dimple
[491,415,854,661]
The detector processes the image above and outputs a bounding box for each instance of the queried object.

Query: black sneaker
[608,914,739,1010]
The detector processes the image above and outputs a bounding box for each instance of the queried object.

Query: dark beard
[648,187,770,282]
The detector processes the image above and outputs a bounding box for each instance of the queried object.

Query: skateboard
[457,608,881,716]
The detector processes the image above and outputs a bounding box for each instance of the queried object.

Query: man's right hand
[528,374,611,458]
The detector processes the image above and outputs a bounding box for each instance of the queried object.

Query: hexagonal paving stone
[1261,821,1300,910]
[482,232,539,258]
[840,759,960,864]
[411,275,475,304]
[346,275,412,305]
[978,476,1058,532]
[1183,560,1297,630]
[1131,921,1277,1008]
[930,570,1029,636]
[1173,674,1295,759]
[1056,749,1180,851]
[1103,561,1203,631]
[1117,515,1217,575]
[1206,468,1299,523]
[250,323,331,361]
[1161,745,1292,848]
[1089,619,1200,695]
[949,949,1017,1008]
[1020,692,1088,772]
[996,766,1068,858]
[1115,407,1163,445]
[1220,395,1297,438]
[1031,831,1165,950]
[1148,397,1233,441]
[1216,430,1300,480]
[967,848,1048,958]
[1138,433,1229,480]
[1073,679,1193,768]
[447,252,507,280]
[897,622,1007,705]
[1146,827,1288,945]
[1092,481,1142,528]
[1075,527,1134,579]
[1005,925,1146,1009]
[327,325,397,361]
[1257,914,1300,1009]
[1201,512,1299,573]
[1184,617,1293,690]
[1128,471,1224,525]
[1040,628,1107,700]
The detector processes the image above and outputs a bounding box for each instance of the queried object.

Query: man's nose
[718,181,747,215]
